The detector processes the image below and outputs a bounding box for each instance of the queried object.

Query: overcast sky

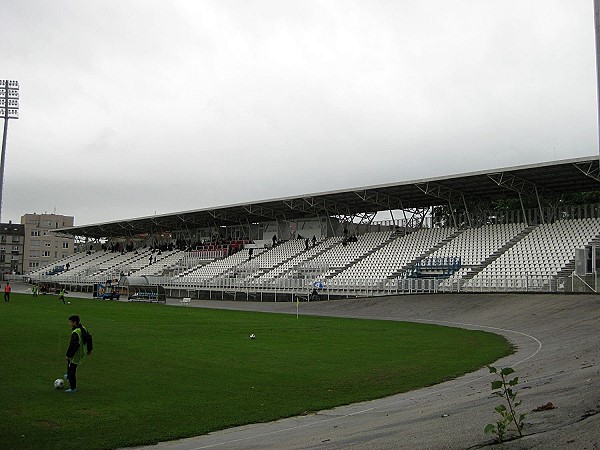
[1,0,597,225]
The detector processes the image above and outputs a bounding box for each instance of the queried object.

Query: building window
[31,230,39,236]
[62,242,69,249]
[43,251,51,257]
[29,262,39,268]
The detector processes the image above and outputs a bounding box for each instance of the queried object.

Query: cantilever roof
[58,156,600,239]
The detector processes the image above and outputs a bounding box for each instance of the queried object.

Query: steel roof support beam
[207,209,246,224]
[403,206,431,229]
[149,217,177,230]
[414,182,471,227]
[398,206,431,230]
[283,197,353,218]
[487,172,544,198]
[333,212,376,227]
[175,214,208,229]
[116,222,148,235]
[487,173,546,224]
[174,215,195,240]
[242,204,282,221]
[353,189,404,211]
[573,161,600,182]
[304,197,352,216]
[283,198,320,216]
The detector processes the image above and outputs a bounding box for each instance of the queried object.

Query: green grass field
[0,293,513,450]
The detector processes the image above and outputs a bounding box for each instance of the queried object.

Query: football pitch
[0,293,513,450]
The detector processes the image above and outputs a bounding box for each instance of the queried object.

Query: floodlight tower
[0,80,19,222]
[595,0,600,158]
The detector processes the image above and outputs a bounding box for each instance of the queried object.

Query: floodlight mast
[595,0,600,159]
[0,79,19,223]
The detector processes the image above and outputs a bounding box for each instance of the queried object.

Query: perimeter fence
[18,272,598,301]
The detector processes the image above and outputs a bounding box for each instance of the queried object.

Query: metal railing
[16,271,600,298]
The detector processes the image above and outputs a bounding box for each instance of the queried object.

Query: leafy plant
[484,365,526,442]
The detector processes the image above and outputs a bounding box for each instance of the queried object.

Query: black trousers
[67,362,78,389]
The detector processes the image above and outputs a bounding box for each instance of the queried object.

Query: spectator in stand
[305,238,309,250]
[312,235,317,247]
[272,235,277,247]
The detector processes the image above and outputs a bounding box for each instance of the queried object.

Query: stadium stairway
[253,241,330,278]
[228,241,306,281]
[259,238,341,281]
[251,254,295,279]
[556,260,576,279]
[326,233,400,280]
[459,224,538,281]
[556,233,600,279]
[387,228,464,279]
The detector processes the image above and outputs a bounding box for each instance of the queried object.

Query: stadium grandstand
[19,155,600,299]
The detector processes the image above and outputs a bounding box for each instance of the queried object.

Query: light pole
[595,0,600,158]
[0,79,19,223]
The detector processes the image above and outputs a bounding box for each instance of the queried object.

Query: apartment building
[0,222,25,275]
[22,213,75,273]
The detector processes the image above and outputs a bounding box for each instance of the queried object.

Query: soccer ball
[54,378,64,389]
[249,334,256,339]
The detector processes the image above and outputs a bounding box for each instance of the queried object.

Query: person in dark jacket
[64,315,93,393]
